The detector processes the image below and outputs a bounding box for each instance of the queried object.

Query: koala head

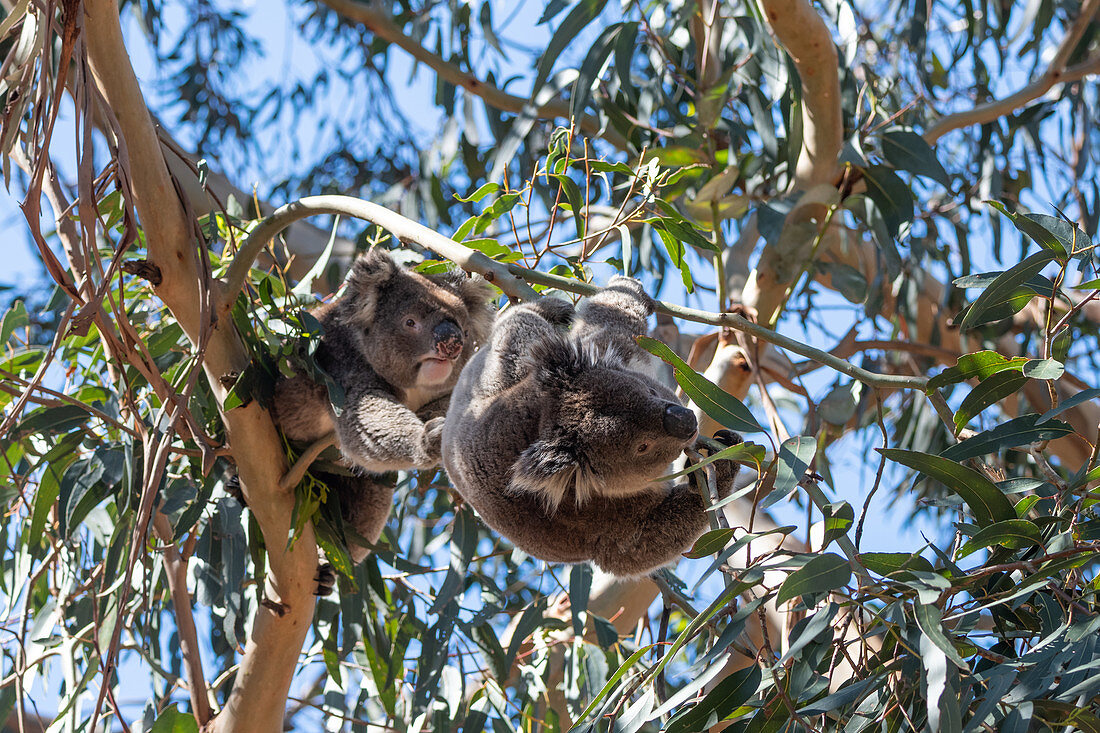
[511,337,698,510]
[335,249,495,390]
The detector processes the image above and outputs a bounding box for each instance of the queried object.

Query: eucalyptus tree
[1,0,1100,731]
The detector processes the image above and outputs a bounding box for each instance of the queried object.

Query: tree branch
[223,195,541,305]
[227,196,926,390]
[315,0,630,151]
[82,4,319,732]
[924,0,1100,142]
[757,0,844,187]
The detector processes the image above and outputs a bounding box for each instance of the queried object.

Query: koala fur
[442,277,739,577]
[272,249,495,565]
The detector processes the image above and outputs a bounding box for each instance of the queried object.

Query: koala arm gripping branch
[572,275,654,361]
[470,298,574,398]
[336,388,444,472]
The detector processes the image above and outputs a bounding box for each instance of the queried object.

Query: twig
[279,432,338,491]
[924,0,1100,142]
[315,0,630,151]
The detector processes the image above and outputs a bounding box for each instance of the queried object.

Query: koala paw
[712,429,743,448]
[225,473,248,508]
[421,417,446,463]
[533,297,575,326]
[314,562,337,596]
[705,430,743,497]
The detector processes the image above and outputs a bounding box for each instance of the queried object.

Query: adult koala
[273,249,495,571]
[442,277,740,577]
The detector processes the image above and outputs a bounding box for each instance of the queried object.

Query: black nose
[662,404,697,440]
[433,319,464,359]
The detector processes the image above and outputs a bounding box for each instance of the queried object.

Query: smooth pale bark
[82,3,318,731]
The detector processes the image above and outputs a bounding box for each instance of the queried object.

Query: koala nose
[433,319,464,360]
[662,404,697,440]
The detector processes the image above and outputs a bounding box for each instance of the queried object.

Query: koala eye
[405,317,417,329]
[636,442,650,455]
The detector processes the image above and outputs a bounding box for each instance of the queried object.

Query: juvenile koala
[272,249,495,570]
[441,277,740,577]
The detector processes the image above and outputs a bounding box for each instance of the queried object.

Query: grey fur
[442,276,739,577]
[271,249,495,563]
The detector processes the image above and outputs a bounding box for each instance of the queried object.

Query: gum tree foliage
[1,0,1100,731]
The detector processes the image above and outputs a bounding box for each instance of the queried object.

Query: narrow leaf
[940,414,1074,462]
[636,336,763,432]
[958,250,1059,331]
[956,519,1043,559]
[775,553,851,605]
[879,448,1014,526]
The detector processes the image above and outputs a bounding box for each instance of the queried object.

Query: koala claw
[712,429,743,448]
[314,562,337,596]
[225,473,248,508]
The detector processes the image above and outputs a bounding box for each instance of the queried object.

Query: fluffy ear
[454,274,496,349]
[344,249,397,326]
[525,334,625,390]
[510,438,579,512]
[510,436,605,510]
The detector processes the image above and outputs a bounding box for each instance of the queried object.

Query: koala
[271,249,495,577]
[441,277,740,577]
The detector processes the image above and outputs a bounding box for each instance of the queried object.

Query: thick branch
[315,0,630,150]
[757,0,843,186]
[228,196,925,390]
[82,4,318,732]
[224,195,540,305]
[924,0,1100,142]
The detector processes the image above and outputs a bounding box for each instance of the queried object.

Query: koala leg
[336,389,442,472]
[313,471,396,595]
[591,485,713,577]
[573,276,656,365]
[336,472,396,565]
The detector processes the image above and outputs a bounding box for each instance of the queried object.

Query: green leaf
[987,202,1089,258]
[0,300,28,345]
[151,706,199,733]
[1037,388,1100,424]
[569,563,592,636]
[684,528,735,559]
[956,519,1043,559]
[958,250,1059,330]
[664,665,763,733]
[927,350,1029,390]
[859,552,934,577]
[862,164,914,236]
[881,130,949,186]
[914,603,969,670]
[940,414,1074,462]
[953,371,1029,431]
[455,183,500,204]
[531,0,610,97]
[761,436,817,508]
[1021,358,1064,380]
[879,448,1015,527]
[653,223,695,293]
[821,501,854,547]
[654,215,720,253]
[776,553,851,605]
[550,173,586,239]
[636,336,763,432]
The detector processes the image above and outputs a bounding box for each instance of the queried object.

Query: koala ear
[344,249,397,325]
[510,438,578,512]
[455,275,496,348]
[525,336,586,389]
